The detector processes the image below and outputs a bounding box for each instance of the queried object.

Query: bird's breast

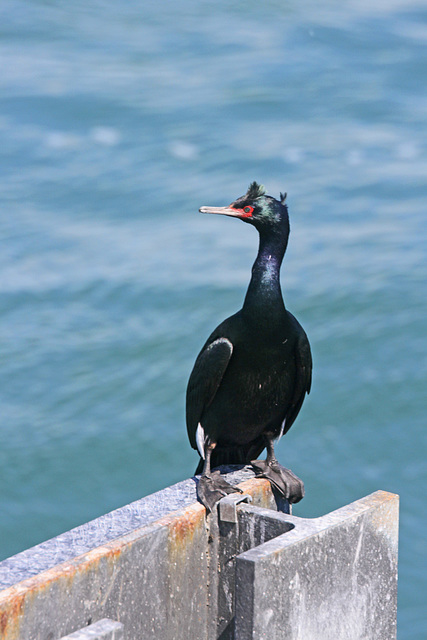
[202,340,296,445]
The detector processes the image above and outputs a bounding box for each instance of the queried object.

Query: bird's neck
[242,230,288,320]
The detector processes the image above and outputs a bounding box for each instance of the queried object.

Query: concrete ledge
[0,466,268,591]
[0,468,398,640]
[0,467,276,640]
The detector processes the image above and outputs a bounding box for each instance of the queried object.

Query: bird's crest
[246,181,266,200]
[280,192,287,205]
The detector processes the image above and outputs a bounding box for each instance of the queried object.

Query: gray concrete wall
[0,467,276,640]
[0,467,398,640]
[235,491,399,640]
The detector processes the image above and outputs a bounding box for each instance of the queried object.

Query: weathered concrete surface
[0,467,275,640]
[214,494,294,640]
[235,490,399,640]
[0,468,398,640]
[59,618,123,640]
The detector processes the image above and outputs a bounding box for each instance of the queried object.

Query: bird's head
[199,181,289,235]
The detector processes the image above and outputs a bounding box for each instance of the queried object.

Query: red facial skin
[231,205,254,218]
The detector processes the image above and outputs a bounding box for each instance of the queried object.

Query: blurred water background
[0,0,426,636]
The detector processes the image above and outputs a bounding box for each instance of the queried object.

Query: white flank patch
[278,417,287,441]
[196,422,205,459]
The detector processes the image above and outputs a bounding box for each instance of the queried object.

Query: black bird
[186,182,312,511]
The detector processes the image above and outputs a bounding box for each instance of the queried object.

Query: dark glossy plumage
[186,182,312,509]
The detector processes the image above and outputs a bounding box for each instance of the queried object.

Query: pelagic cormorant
[186,182,312,511]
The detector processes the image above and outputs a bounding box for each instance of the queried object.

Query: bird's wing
[186,337,233,451]
[280,318,312,437]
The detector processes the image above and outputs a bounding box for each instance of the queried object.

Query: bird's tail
[194,437,266,475]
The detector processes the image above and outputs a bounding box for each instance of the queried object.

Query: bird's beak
[199,206,242,218]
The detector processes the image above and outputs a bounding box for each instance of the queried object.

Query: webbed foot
[197,470,243,512]
[251,459,304,504]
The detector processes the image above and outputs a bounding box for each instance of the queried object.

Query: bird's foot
[251,459,305,504]
[197,470,243,512]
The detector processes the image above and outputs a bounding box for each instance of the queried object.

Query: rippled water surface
[1,1,426,637]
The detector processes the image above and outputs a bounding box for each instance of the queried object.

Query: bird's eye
[244,206,254,214]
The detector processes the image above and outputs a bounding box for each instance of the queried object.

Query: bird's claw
[251,459,305,503]
[197,470,243,512]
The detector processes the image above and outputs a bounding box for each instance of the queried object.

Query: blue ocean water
[0,1,426,636]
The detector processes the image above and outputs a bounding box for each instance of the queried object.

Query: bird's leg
[251,434,304,504]
[196,442,242,512]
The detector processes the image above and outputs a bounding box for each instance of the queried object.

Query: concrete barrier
[0,466,398,640]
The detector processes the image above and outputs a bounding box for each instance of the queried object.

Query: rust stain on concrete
[0,532,145,640]
[0,590,24,640]
[0,475,276,640]
[160,503,207,566]
[238,476,273,508]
